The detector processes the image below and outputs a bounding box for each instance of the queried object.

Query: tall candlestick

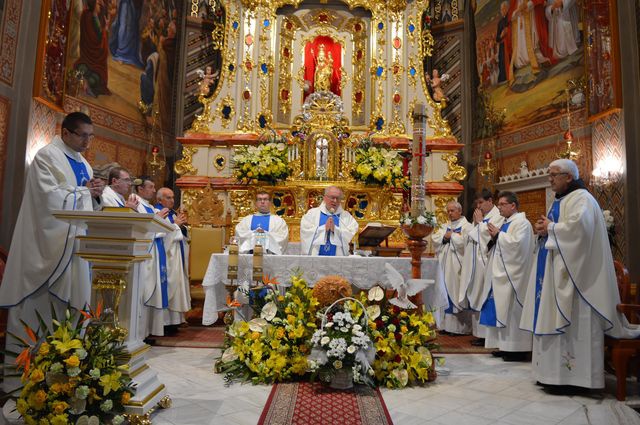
[411,103,426,218]
[252,244,263,282]
[228,243,238,281]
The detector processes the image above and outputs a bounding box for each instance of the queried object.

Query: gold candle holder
[252,244,263,283]
[224,243,239,325]
[227,243,239,280]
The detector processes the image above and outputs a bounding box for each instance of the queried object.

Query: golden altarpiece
[175,0,467,247]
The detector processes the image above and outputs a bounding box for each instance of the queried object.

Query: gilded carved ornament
[238,0,407,14]
[174,146,198,176]
[217,95,235,128]
[229,189,256,219]
[186,184,231,227]
[433,195,457,226]
[442,153,467,182]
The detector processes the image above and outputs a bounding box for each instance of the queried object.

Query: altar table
[201,254,447,326]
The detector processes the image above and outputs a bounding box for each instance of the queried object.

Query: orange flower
[79,301,104,322]
[15,348,32,377]
[262,274,279,286]
[226,295,241,308]
[121,391,131,404]
[25,325,38,344]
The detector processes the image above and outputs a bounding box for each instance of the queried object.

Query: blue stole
[533,199,561,331]
[479,220,512,327]
[250,214,271,231]
[443,225,463,314]
[318,212,340,256]
[157,205,186,269]
[65,154,90,186]
[143,204,168,308]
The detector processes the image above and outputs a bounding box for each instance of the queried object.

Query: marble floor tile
[429,410,495,425]
[5,347,638,425]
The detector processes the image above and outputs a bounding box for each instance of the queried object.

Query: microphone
[62,185,91,210]
[325,207,336,249]
[62,187,78,210]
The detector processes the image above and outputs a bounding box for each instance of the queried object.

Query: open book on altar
[358,222,397,248]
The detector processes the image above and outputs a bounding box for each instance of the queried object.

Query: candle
[228,243,238,281]
[411,103,426,218]
[253,245,263,282]
[484,151,492,160]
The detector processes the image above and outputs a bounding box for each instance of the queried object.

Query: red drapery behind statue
[303,36,341,99]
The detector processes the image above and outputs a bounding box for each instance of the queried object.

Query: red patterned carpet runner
[257,382,393,425]
[151,326,225,348]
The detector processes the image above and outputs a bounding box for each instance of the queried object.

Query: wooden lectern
[53,210,175,424]
[357,223,402,257]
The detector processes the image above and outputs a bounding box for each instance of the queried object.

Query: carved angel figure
[196,65,219,96]
[426,69,450,102]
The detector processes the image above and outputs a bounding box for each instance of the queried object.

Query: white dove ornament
[384,263,433,309]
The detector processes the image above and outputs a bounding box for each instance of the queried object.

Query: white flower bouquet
[400,211,437,227]
[308,298,375,387]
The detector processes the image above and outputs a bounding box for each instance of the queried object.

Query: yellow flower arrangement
[216,273,438,390]
[233,131,290,185]
[11,306,133,425]
[361,288,439,388]
[351,136,408,189]
[216,274,319,384]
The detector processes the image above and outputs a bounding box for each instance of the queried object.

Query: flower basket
[329,368,354,390]
[309,297,375,388]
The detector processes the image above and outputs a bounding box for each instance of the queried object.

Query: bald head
[156,187,175,209]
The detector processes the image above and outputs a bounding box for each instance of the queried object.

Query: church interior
[1,0,640,424]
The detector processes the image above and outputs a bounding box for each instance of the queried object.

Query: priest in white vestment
[509,0,554,77]
[431,201,473,335]
[156,187,191,329]
[134,177,171,337]
[300,186,358,256]
[545,0,580,59]
[0,112,104,393]
[100,166,139,209]
[520,159,640,390]
[460,189,504,345]
[481,191,534,360]
[235,190,289,255]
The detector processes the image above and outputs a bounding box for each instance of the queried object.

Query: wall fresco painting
[65,0,178,132]
[474,0,585,132]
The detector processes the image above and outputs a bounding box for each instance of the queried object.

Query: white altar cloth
[201,254,447,326]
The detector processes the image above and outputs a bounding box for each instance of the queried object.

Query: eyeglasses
[324,195,343,202]
[69,129,95,140]
[117,177,132,183]
[549,172,568,178]
[497,202,513,206]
